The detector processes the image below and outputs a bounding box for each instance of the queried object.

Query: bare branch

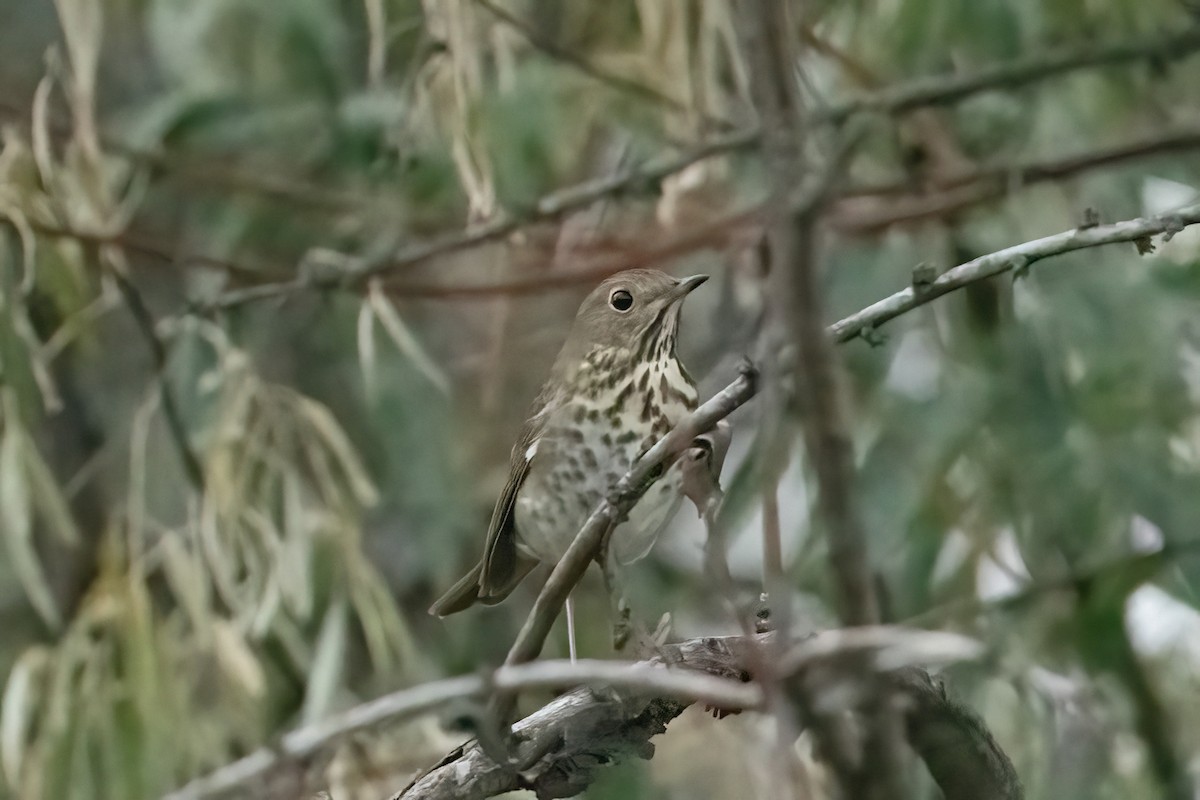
[393,631,1006,800]
[192,27,1200,309]
[161,658,758,800]
[845,125,1200,198]
[817,26,1200,124]
[832,126,1200,232]
[738,2,908,796]
[829,204,1200,344]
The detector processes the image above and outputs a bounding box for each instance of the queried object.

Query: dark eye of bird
[609,289,634,311]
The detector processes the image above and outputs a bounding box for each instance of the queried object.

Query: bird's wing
[428,389,553,616]
[477,390,554,599]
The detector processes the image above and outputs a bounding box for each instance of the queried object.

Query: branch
[739,3,909,798]
[845,125,1200,198]
[831,126,1200,233]
[193,27,1200,310]
[828,204,1200,344]
[816,26,1200,124]
[394,631,1010,800]
[160,659,757,800]
[202,130,757,311]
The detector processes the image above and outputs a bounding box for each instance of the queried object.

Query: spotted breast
[514,342,698,566]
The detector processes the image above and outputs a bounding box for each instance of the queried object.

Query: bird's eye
[609,289,634,312]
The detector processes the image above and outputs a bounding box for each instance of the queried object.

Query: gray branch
[395,632,1019,800]
[829,204,1200,344]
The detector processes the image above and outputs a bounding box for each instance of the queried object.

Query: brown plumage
[430,269,707,619]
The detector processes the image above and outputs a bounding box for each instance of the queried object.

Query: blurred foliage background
[2,0,1200,798]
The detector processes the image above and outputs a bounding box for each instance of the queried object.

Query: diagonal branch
[195,27,1200,309]
[816,26,1200,124]
[829,203,1200,343]
[831,126,1200,233]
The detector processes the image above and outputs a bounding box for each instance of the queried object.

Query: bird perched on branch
[430,269,712,659]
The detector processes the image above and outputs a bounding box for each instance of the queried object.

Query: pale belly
[514,401,689,567]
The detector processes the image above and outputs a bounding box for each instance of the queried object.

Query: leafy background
[2,0,1200,798]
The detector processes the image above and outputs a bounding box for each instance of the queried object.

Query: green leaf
[301,591,347,725]
[0,406,61,629]
[1,646,49,786]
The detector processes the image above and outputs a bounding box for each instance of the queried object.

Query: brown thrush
[430,269,708,653]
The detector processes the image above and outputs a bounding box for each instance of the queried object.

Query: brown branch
[21,220,273,283]
[832,126,1200,233]
[846,126,1200,198]
[190,27,1200,309]
[739,3,907,798]
[202,130,757,311]
[817,26,1200,125]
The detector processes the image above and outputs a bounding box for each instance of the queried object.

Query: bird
[429,268,709,659]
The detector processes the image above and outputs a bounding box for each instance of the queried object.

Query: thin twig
[829,203,1200,344]
[832,126,1200,232]
[739,3,905,797]
[193,27,1200,308]
[816,26,1200,124]
[844,125,1200,198]
[204,131,756,311]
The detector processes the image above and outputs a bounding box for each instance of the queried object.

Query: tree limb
[394,631,1014,800]
[829,203,1200,344]
[194,27,1200,310]
[738,2,908,796]
[160,660,757,800]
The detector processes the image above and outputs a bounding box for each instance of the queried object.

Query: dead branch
[394,632,1016,800]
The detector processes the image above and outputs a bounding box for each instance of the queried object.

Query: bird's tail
[429,556,538,617]
[428,562,484,617]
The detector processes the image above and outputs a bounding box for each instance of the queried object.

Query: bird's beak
[672,274,709,300]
